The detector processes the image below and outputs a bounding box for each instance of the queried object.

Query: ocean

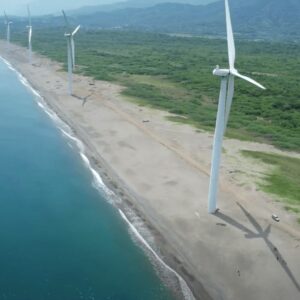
[0,58,181,300]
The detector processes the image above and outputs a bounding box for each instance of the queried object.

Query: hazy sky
[0,0,120,15]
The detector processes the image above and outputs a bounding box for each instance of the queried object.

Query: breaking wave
[0,56,196,300]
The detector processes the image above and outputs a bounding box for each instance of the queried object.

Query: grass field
[10,28,300,151]
[6,27,300,220]
[242,150,300,222]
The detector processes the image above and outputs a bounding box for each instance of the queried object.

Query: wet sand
[1,42,300,300]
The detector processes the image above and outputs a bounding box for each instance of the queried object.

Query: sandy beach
[1,41,300,300]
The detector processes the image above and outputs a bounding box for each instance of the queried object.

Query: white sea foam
[119,209,195,300]
[0,56,112,198]
[0,56,196,300]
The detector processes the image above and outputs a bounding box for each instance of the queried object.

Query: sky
[0,0,120,15]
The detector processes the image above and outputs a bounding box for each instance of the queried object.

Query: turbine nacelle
[213,66,230,77]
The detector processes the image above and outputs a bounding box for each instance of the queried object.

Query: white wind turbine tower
[4,11,12,47]
[208,0,266,214]
[62,10,80,95]
[27,5,32,64]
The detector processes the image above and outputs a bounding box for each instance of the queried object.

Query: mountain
[71,0,300,41]
[69,0,217,15]
[5,1,115,16]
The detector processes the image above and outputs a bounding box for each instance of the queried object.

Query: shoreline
[0,55,199,299]
[1,42,300,300]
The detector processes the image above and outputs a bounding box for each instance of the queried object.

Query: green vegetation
[242,150,300,220]
[11,29,300,151]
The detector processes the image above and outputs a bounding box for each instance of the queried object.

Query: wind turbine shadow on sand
[208,0,266,214]
[215,203,300,292]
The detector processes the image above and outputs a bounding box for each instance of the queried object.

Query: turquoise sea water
[0,59,177,300]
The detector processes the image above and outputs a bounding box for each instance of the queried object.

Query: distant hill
[71,0,300,41]
[69,0,217,15]
[10,0,300,42]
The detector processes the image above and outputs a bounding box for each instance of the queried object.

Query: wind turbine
[208,0,266,214]
[62,10,80,95]
[27,5,32,64]
[4,11,12,47]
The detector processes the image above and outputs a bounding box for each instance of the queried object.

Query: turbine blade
[67,38,72,69]
[72,25,80,36]
[27,5,31,26]
[224,75,234,130]
[29,27,32,43]
[62,10,71,32]
[69,36,74,70]
[67,38,73,94]
[231,70,266,90]
[71,37,75,68]
[225,0,235,70]
[4,11,8,23]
